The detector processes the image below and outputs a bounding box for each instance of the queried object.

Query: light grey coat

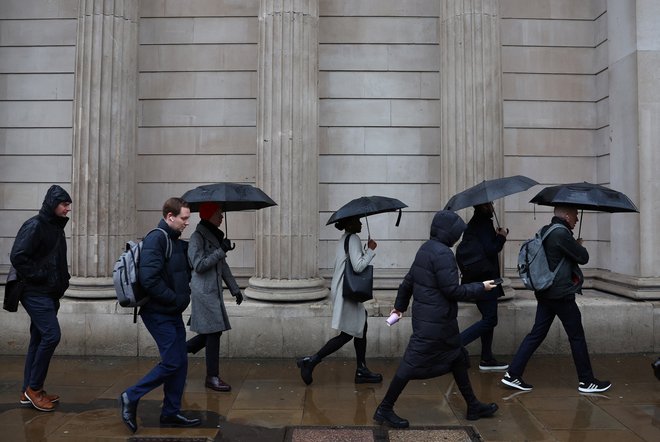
[331,232,376,337]
[188,222,240,334]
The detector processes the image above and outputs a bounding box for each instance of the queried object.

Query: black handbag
[342,235,374,303]
[4,265,25,312]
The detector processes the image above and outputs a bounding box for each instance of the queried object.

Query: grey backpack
[517,224,567,291]
[113,228,171,309]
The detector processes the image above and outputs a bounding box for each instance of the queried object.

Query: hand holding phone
[492,278,503,285]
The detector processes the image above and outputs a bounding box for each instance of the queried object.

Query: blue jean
[460,297,498,361]
[125,311,188,416]
[508,297,594,383]
[21,295,61,392]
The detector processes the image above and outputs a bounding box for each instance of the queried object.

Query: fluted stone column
[439,0,503,206]
[67,0,139,298]
[246,0,327,301]
[439,1,510,293]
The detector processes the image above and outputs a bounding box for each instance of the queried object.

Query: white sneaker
[501,372,533,391]
[578,379,611,393]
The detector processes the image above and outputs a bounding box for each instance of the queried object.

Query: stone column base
[65,277,116,299]
[245,276,328,302]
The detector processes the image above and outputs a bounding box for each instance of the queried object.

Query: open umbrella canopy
[326,196,407,226]
[443,175,538,212]
[530,182,638,213]
[182,183,277,212]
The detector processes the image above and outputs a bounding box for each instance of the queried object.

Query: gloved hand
[220,238,234,252]
[234,291,244,305]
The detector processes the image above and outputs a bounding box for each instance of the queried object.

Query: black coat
[10,185,71,298]
[459,211,505,282]
[138,219,192,315]
[536,217,589,300]
[394,211,490,380]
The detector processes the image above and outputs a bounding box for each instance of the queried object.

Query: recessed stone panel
[140,99,256,126]
[0,19,77,46]
[139,44,257,71]
[139,72,257,99]
[140,0,259,17]
[320,17,437,44]
[0,47,75,73]
[140,17,258,44]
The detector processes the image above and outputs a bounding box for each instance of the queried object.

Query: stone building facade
[1,0,659,356]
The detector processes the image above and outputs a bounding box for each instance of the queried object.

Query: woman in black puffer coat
[373,210,499,428]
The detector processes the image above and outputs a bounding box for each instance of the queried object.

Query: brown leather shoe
[25,387,55,412]
[205,376,231,392]
[21,390,59,405]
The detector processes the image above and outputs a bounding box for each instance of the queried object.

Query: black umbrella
[444,175,538,228]
[444,175,538,212]
[182,182,276,212]
[530,182,638,237]
[182,182,277,249]
[326,195,407,238]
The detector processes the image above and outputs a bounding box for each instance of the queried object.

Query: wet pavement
[0,353,658,441]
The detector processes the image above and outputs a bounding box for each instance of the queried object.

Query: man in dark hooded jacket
[457,202,509,370]
[501,206,611,393]
[10,185,72,412]
[119,197,200,434]
[373,211,499,428]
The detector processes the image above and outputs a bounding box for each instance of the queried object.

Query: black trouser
[186,332,222,377]
[508,297,594,383]
[380,350,477,409]
[316,318,368,366]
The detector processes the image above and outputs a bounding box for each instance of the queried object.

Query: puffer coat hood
[430,210,467,247]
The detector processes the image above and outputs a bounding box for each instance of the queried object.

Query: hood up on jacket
[39,185,72,221]
[430,210,466,247]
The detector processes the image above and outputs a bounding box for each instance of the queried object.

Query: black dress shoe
[355,366,383,384]
[466,401,498,420]
[373,406,409,428]
[159,413,201,427]
[205,376,231,392]
[119,392,138,434]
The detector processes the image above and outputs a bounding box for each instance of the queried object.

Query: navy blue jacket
[394,211,490,380]
[139,219,191,315]
[10,185,71,298]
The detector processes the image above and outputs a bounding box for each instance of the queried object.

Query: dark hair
[162,197,189,217]
[335,216,359,232]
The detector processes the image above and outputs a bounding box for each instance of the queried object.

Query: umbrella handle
[396,208,402,227]
[577,209,583,239]
[493,209,501,229]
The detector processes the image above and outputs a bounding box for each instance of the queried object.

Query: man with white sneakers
[502,206,611,394]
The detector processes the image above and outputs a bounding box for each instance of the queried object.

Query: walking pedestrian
[119,197,200,433]
[11,185,72,412]
[296,216,382,385]
[186,202,243,392]
[501,206,611,393]
[456,202,509,370]
[373,210,499,428]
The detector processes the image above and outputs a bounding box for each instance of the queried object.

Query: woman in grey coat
[296,216,382,385]
[186,202,243,392]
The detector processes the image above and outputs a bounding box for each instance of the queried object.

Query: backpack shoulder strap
[540,223,568,241]
[540,224,568,274]
[146,228,172,260]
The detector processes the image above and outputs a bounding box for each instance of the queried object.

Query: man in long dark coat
[373,210,499,428]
